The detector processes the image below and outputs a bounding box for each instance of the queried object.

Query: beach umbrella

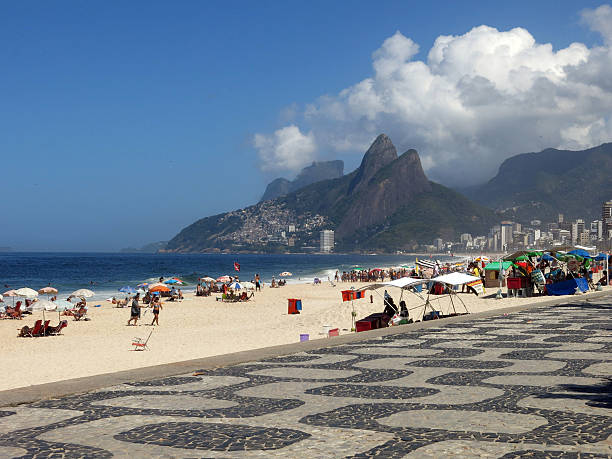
[216,275,231,283]
[29,299,58,312]
[149,283,170,293]
[594,253,607,261]
[200,276,215,283]
[118,286,136,294]
[568,249,591,258]
[241,281,255,289]
[229,282,242,290]
[164,278,185,285]
[71,289,95,298]
[136,289,146,295]
[38,287,58,295]
[136,282,150,289]
[3,290,17,306]
[52,299,73,312]
[16,287,39,298]
[279,272,292,277]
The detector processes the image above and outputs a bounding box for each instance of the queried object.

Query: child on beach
[150,296,163,326]
[127,293,141,326]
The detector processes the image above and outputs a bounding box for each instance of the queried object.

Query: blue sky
[1,0,609,251]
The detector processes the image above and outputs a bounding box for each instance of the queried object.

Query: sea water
[0,252,460,301]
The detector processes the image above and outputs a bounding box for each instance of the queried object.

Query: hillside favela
[0,2,611,458]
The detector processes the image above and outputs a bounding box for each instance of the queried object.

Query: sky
[1,0,611,251]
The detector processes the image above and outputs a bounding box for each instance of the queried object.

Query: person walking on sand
[150,296,163,326]
[127,293,141,326]
[255,273,261,291]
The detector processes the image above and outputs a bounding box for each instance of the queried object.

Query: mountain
[461,143,612,223]
[166,134,497,253]
[260,160,344,201]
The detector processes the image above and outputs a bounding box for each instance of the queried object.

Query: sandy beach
[0,282,608,392]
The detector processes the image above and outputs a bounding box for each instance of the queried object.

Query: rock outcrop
[260,160,344,201]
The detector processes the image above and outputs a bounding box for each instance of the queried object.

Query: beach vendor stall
[502,251,544,297]
[484,261,513,288]
[543,250,591,295]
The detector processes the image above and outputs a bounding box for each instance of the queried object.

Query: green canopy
[484,261,514,271]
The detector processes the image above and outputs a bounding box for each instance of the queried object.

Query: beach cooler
[355,313,386,332]
[328,328,339,337]
[288,299,301,314]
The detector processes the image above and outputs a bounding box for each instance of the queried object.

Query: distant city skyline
[1,1,611,251]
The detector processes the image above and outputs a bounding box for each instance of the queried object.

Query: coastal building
[500,221,513,251]
[320,230,334,253]
[603,200,612,240]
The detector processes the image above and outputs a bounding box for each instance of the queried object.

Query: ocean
[0,252,461,301]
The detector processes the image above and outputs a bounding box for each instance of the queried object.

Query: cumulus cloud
[254,6,612,184]
[253,125,316,171]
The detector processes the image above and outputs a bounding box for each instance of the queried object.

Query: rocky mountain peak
[349,134,398,194]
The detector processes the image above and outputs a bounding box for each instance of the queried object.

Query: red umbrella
[216,275,231,283]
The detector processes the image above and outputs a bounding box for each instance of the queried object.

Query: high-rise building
[603,200,612,240]
[500,221,513,251]
[320,230,334,253]
[558,214,564,224]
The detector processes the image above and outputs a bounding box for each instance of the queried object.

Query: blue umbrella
[119,286,136,294]
[164,279,180,284]
[593,253,607,261]
[568,249,591,258]
[540,253,555,261]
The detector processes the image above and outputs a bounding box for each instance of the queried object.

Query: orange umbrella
[149,283,170,293]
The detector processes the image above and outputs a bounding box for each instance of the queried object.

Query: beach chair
[72,307,88,321]
[18,320,43,337]
[132,330,153,351]
[46,320,67,336]
[40,320,50,336]
[8,304,22,319]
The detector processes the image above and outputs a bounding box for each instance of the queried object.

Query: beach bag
[391,313,402,326]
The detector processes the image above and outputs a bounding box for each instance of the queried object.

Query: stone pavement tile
[0,407,83,434]
[379,409,548,434]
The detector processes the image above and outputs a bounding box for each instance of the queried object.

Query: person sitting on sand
[127,293,141,326]
[177,288,183,300]
[150,296,163,326]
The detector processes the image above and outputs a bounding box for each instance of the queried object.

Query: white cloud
[254,5,612,184]
[254,125,316,171]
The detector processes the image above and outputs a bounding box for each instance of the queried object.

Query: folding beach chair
[132,330,153,351]
[18,319,43,337]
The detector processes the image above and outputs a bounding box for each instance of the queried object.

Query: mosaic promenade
[0,296,610,458]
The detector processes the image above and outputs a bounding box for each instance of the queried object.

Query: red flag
[234,262,240,272]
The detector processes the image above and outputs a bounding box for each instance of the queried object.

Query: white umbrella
[241,281,255,289]
[0,294,3,301]
[16,287,39,298]
[29,299,58,312]
[200,276,215,283]
[279,271,292,277]
[38,287,58,295]
[70,289,95,298]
